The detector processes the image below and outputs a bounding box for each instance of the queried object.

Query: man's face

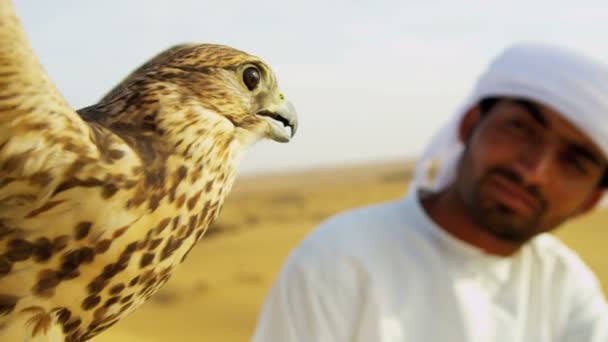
[457,98,607,243]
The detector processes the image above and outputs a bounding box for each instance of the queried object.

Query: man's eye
[562,153,589,174]
[506,119,531,134]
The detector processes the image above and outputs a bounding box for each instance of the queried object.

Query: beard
[458,163,549,244]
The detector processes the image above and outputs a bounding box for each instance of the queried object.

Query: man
[252,43,608,341]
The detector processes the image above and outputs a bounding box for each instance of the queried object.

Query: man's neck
[419,186,522,257]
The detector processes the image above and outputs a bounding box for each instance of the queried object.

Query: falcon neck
[79,99,246,201]
[156,104,245,196]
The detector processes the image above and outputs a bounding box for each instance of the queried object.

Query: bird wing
[0,0,100,217]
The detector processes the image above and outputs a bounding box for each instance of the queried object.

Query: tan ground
[94,160,608,342]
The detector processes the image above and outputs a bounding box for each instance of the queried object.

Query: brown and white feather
[0,1,296,341]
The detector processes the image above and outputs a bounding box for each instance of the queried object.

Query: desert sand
[94,160,608,342]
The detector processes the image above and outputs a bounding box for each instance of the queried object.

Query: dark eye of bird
[243,66,260,91]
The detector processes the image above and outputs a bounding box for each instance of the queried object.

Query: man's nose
[513,143,554,185]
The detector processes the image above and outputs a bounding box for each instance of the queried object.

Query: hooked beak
[256,100,298,143]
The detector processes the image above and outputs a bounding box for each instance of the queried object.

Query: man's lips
[486,174,541,215]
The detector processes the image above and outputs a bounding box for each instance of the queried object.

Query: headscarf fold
[409,42,608,206]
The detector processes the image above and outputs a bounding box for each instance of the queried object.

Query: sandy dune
[94,160,608,341]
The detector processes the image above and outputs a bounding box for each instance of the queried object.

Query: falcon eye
[243,66,261,91]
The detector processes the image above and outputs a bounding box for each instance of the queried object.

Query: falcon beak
[256,100,298,143]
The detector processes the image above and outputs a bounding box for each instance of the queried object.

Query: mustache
[487,167,548,211]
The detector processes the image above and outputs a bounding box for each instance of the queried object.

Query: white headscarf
[409,42,608,206]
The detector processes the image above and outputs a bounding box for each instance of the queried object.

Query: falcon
[0,0,298,341]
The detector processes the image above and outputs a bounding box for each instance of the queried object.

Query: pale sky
[13,1,608,174]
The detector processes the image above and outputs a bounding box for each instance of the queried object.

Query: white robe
[252,190,608,341]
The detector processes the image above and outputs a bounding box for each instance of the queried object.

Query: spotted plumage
[0,1,298,341]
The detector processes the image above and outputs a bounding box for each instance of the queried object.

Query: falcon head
[101,43,298,143]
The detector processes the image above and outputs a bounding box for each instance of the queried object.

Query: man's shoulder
[286,197,430,276]
[529,234,586,266]
[528,234,599,287]
[300,199,407,252]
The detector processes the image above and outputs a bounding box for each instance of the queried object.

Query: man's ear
[459,105,482,144]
